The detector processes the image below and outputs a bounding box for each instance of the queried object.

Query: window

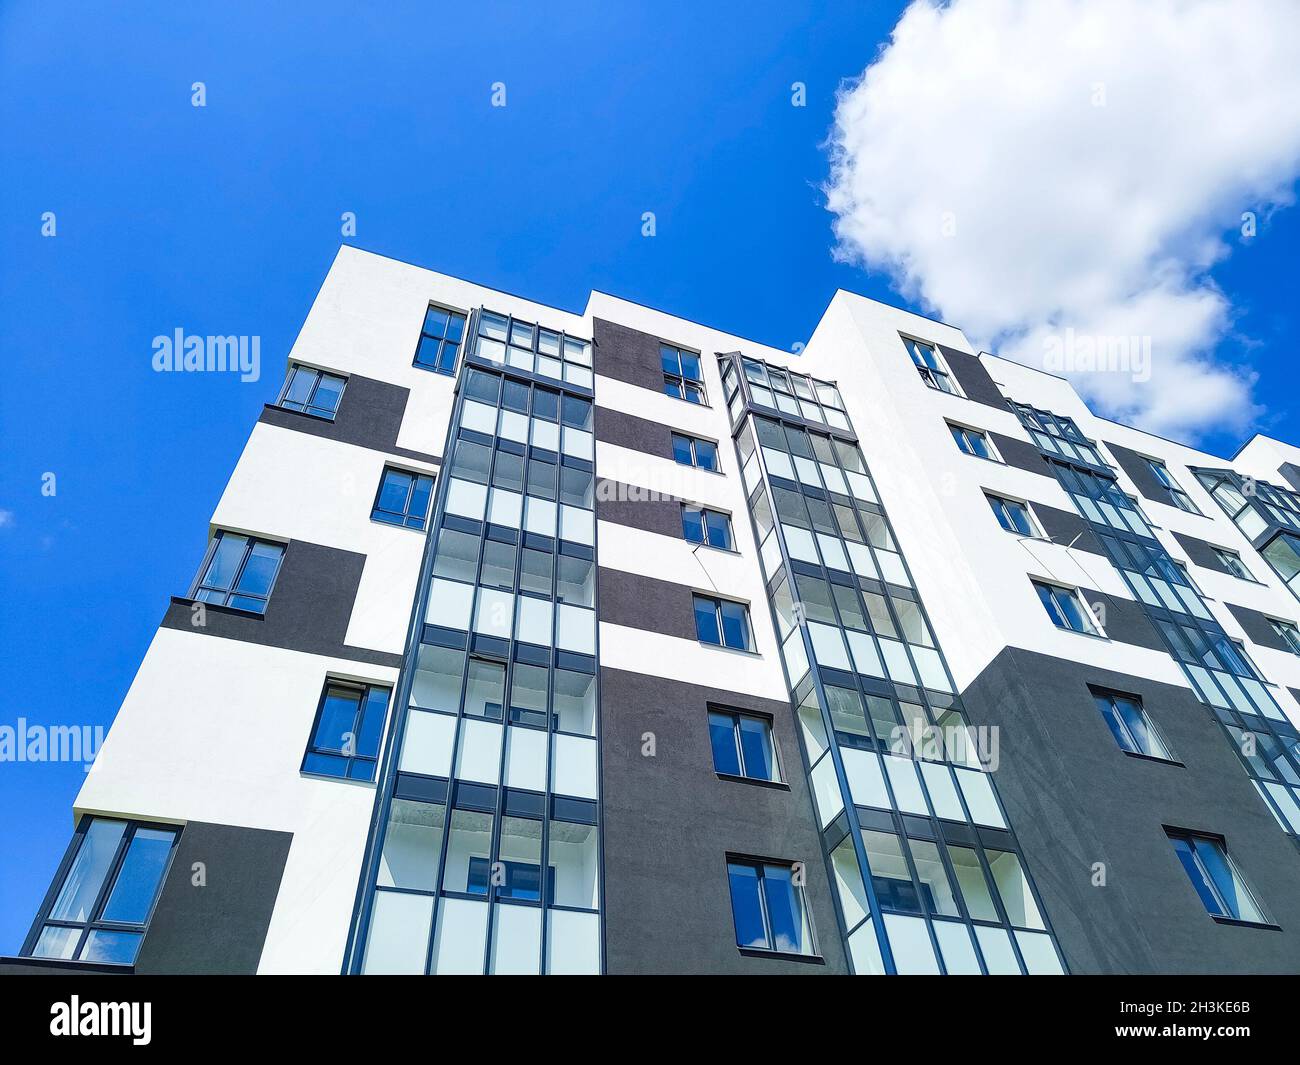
[1213,546,1254,581]
[986,494,1040,537]
[1270,618,1300,655]
[950,423,995,460]
[472,310,593,388]
[413,304,466,374]
[683,505,733,550]
[1093,690,1173,760]
[277,364,346,419]
[302,681,392,782]
[372,467,436,530]
[26,818,179,965]
[1032,580,1100,635]
[671,432,718,472]
[467,857,554,901]
[694,594,753,651]
[1166,830,1267,924]
[192,532,285,613]
[1144,457,1199,513]
[709,710,780,782]
[903,337,958,395]
[726,859,815,955]
[661,343,705,403]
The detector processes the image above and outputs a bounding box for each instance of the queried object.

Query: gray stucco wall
[961,647,1300,974]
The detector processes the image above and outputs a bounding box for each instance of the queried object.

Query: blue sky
[1,1,1296,953]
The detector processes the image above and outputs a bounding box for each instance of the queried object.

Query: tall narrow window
[413,305,466,375]
[277,364,347,419]
[726,859,815,955]
[708,710,780,782]
[661,344,705,403]
[1166,830,1267,924]
[903,338,958,394]
[694,595,752,651]
[1269,618,1300,655]
[372,467,436,530]
[1032,580,1099,634]
[26,818,179,965]
[1092,689,1173,760]
[302,681,392,781]
[192,532,285,613]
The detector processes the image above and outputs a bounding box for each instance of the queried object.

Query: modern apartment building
[9,244,1300,975]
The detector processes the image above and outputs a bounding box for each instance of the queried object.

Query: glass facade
[721,354,1066,975]
[1013,405,1300,837]
[1193,467,1300,603]
[349,309,602,975]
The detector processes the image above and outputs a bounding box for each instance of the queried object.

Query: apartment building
[9,244,1300,975]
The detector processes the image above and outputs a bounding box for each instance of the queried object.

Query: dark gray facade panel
[592,317,667,393]
[597,569,697,639]
[134,822,293,975]
[1030,503,1106,555]
[0,957,125,975]
[990,433,1051,476]
[599,667,848,974]
[161,540,405,668]
[595,479,683,539]
[938,346,1009,410]
[1105,441,1175,507]
[594,405,673,459]
[1225,602,1294,653]
[1171,530,1232,574]
[258,373,442,466]
[962,647,1300,974]
[1077,588,1165,651]
[1280,463,1300,493]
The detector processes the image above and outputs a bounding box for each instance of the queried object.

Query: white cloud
[825,0,1300,440]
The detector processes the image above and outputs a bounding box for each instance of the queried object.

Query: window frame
[725,856,819,958]
[682,504,734,551]
[985,492,1041,537]
[190,530,286,614]
[23,817,180,966]
[1143,456,1201,514]
[1212,546,1255,581]
[1268,618,1300,655]
[902,335,961,396]
[1032,579,1103,636]
[371,465,437,530]
[412,302,467,376]
[300,679,393,783]
[708,707,784,785]
[1090,687,1176,763]
[693,593,754,652]
[1165,828,1272,927]
[671,431,720,472]
[948,422,998,461]
[276,363,348,420]
[660,342,706,405]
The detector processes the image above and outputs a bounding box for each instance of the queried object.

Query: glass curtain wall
[721,354,1066,975]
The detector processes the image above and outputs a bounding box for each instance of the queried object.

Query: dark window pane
[303,751,349,777]
[315,688,361,752]
[760,866,806,952]
[357,688,390,758]
[720,601,750,650]
[49,819,127,922]
[424,306,450,336]
[682,507,705,544]
[694,440,717,471]
[705,511,732,549]
[203,534,248,591]
[738,716,775,780]
[708,712,742,775]
[662,378,681,399]
[415,335,443,368]
[727,863,769,949]
[100,828,175,924]
[1171,836,1227,916]
[660,346,679,375]
[679,352,701,381]
[672,434,693,466]
[694,596,721,645]
[236,543,283,597]
[311,374,345,414]
[378,470,413,513]
[408,476,434,523]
